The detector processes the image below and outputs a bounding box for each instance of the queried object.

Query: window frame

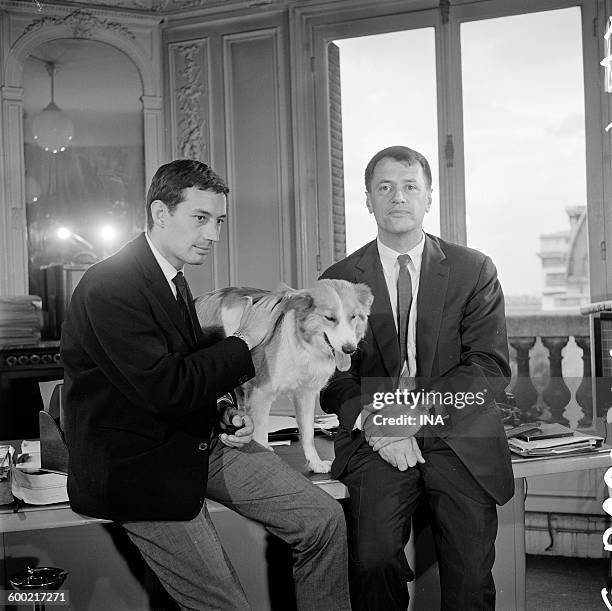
[291,0,610,303]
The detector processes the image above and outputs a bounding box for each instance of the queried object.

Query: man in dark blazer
[61,159,350,610]
[320,146,513,610]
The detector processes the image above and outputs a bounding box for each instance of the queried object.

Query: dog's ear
[282,291,314,314]
[355,283,374,312]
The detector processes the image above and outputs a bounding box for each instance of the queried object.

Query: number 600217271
[3,590,69,605]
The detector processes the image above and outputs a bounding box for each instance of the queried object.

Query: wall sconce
[32,61,74,154]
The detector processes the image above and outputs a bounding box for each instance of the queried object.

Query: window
[462,8,588,313]
[334,29,440,256]
[298,0,607,430]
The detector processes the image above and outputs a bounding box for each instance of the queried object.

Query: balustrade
[506,313,593,430]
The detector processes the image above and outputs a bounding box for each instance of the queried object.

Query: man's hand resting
[362,401,428,451]
[219,407,253,448]
[378,437,425,471]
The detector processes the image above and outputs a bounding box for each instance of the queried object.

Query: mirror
[22,39,145,298]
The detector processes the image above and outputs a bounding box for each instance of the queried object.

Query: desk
[0,440,344,534]
[0,440,344,611]
[495,449,611,611]
[1,439,610,610]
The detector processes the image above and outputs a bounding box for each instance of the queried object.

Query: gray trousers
[122,438,350,611]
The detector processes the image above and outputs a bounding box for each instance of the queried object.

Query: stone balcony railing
[506,313,592,430]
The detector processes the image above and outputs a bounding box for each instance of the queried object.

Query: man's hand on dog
[219,407,254,448]
[235,294,282,348]
[378,437,425,471]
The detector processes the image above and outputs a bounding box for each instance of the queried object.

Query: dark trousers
[341,435,498,611]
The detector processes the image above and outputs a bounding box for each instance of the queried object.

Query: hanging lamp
[32,61,74,154]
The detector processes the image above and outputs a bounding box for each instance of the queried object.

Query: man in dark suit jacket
[61,159,350,610]
[320,146,513,611]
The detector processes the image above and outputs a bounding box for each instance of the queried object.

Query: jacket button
[198,442,208,451]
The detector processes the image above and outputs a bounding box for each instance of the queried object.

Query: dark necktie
[172,271,199,343]
[397,254,412,370]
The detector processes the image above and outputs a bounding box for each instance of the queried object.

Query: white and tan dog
[195,279,373,472]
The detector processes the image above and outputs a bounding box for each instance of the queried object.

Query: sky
[335,6,587,299]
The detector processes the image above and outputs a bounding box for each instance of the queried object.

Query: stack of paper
[0,445,12,505]
[508,431,604,457]
[10,440,68,505]
[0,295,43,347]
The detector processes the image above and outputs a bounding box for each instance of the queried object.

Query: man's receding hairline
[369,157,430,190]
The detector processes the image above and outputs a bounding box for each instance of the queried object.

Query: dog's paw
[307,459,332,474]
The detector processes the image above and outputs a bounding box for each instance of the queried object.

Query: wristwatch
[232,330,252,350]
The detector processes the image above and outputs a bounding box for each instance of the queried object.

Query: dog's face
[284,279,373,371]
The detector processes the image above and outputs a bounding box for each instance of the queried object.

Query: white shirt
[145,233,183,299]
[145,234,243,401]
[376,233,425,379]
[354,234,426,430]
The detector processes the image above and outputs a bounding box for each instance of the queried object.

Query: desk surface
[511,446,611,478]
[1,437,610,533]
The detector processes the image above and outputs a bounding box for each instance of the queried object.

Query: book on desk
[267,414,338,444]
[4,440,68,506]
[505,422,604,457]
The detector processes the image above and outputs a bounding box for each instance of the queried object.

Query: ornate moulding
[169,40,208,161]
[2,3,161,94]
[21,7,136,38]
[1,0,286,14]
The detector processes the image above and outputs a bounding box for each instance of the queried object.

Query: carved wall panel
[168,40,209,161]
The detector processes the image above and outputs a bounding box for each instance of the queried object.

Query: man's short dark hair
[364,146,432,192]
[146,159,229,231]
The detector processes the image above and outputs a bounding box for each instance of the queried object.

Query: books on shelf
[0,295,43,347]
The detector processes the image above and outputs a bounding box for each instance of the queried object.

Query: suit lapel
[416,234,449,379]
[131,233,197,349]
[354,241,400,378]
